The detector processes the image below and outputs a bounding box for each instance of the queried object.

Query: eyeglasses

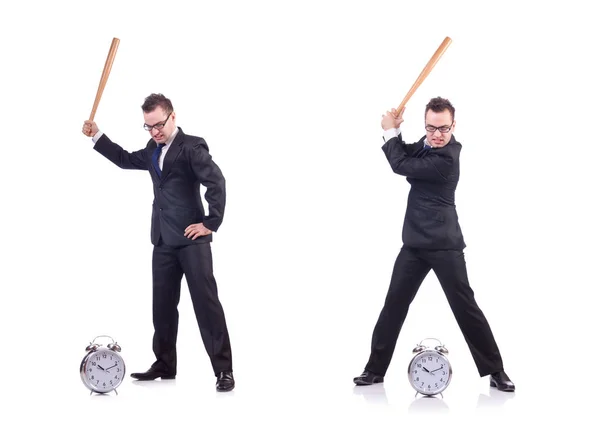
[425,123,453,133]
[143,113,171,131]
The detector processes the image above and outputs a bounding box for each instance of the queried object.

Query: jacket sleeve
[190,139,226,232]
[381,135,453,181]
[93,134,149,170]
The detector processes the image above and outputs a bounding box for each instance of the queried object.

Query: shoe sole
[216,385,235,392]
[490,381,515,392]
[353,378,384,386]
[131,375,176,381]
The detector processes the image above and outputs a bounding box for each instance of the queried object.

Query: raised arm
[83,120,148,170]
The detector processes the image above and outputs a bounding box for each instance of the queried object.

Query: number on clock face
[85,350,124,391]
[410,352,450,394]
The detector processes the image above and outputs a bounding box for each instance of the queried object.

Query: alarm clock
[408,338,452,396]
[80,335,126,394]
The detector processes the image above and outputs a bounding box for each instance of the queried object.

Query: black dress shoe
[353,370,384,386]
[216,371,235,392]
[130,367,176,381]
[490,371,515,392]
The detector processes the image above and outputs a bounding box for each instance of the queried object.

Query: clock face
[81,348,125,393]
[408,350,451,395]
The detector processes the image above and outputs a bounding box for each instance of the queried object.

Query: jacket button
[159,208,163,211]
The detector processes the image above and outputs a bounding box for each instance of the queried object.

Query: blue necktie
[414,143,431,158]
[152,143,166,177]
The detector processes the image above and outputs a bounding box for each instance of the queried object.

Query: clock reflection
[408,394,449,413]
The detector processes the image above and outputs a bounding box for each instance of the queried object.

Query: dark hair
[425,97,455,121]
[142,93,174,114]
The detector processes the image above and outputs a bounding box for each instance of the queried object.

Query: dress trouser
[365,246,503,377]
[151,241,232,375]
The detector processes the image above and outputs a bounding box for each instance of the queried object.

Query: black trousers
[151,241,232,375]
[365,247,503,377]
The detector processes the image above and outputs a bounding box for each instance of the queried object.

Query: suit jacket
[382,133,466,250]
[94,127,226,247]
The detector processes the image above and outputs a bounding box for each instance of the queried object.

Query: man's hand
[82,120,99,137]
[381,107,405,130]
[184,223,212,240]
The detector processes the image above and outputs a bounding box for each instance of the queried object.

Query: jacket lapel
[160,128,184,182]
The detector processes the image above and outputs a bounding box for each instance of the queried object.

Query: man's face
[425,109,454,148]
[143,107,176,143]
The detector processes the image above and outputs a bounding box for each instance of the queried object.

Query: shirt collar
[159,127,179,147]
[166,127,179,146]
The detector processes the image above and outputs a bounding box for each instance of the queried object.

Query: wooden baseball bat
[396,36,452,112]
[89,37,120,121]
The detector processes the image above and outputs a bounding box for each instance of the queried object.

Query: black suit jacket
[94,127,226,247]
[382,133,466,250]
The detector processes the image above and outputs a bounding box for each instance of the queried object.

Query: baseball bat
[396,36,452,112]
[89,37,120,121]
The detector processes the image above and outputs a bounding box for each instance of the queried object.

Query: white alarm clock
[408,338,452,396]
[80,335,126,395]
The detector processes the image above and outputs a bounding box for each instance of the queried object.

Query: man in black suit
[82,93,234,392]
[353,97,514,392]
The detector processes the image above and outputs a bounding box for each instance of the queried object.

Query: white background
[1,0,598,431]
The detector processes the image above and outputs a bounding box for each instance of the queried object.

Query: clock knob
[434,345,448,354]
[108,343,122,352]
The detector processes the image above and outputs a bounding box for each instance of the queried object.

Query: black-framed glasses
[143,113,172,131]
[425,123,453,133]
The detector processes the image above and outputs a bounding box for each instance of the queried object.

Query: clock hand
[96,365,105,371]
[105,363,118,371]
[430,367,443,373]
[422,367,434,375]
